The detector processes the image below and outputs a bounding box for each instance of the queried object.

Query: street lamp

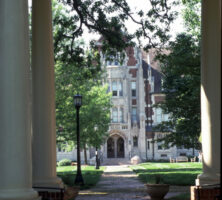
[94,126,100,169]
[73,94,84,185]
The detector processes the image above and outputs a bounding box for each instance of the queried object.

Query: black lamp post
[74,94,84,185]
[94,126,100,169]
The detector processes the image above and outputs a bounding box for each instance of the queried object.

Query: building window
[163,114,168,121]
[106,55,119,66]
[112,108,118,122]
[156,108,162,123]
[111,81,123,96]
[133,136,138,147]
[158,143,163,150]
[119,108,124,123]
[131,82,136,97]
[131,107,137,122]
[112,81,118,96]
[114,59,119,65]
[119,82,123,96]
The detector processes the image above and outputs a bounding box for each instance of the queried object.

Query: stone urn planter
[145,175,169,200]
[145,183,169,200]
[64,186,79,200]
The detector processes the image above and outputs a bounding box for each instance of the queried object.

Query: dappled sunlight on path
[76,165,148,200]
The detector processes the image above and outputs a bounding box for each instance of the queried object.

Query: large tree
[53,2,112,159]
[154,33,201,151]
[153,0,201,152]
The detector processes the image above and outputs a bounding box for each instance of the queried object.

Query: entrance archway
[117,137,124,158]
[107,137,115,158]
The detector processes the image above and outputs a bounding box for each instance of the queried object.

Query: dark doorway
[107,138,115,158]
[117,137,124,158]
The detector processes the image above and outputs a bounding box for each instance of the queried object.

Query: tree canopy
[57,0,179,51]
[154,33,201,150]
[53,2,112,151]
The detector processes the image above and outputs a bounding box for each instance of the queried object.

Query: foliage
[57,165,104,189]
[131,162,202,185]
[153,33,201,150]
[182,0,201,39]
[58,159,72,166]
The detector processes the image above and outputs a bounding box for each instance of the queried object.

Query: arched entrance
[107,135,125,158]
[107,137,115,158]
[117,137,124,158]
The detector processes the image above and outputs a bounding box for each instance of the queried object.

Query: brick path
[75,165,190,200]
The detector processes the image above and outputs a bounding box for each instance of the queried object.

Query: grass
[57,165,105,189]
[131,162,202,186]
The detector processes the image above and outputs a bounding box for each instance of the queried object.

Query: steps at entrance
[101,158,131,166]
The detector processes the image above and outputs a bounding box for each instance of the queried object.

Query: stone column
[32,0,63,187]
[196,0,221,186]
[0,0,39,199]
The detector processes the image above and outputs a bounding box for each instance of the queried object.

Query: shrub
[58,159,72,166]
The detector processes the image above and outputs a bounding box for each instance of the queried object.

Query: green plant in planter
[154,174,162,184]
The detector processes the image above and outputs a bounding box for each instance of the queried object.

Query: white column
[32,0,63,187]
[196,0,221,186]
[0,0,39,199]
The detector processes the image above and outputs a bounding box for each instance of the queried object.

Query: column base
[196,172,220,186]
[191,185,221,200]
[0,188,40,200]
[33,177,64,188]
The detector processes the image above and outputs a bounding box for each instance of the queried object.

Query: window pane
[119,82,123,96]
[131,82,136,89]
[131,108,137,121]
[112,81,117,96]
[112,108,118,122]
[132,90,136,97]
[112,81,117,90]
[119,108,123,122]
[113,91,117,96]
[156,108,162,123]
[133,137,138,147]
[131,82,136,96]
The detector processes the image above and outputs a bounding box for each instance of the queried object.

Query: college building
[57,46,199,163]
[0,1,220,200]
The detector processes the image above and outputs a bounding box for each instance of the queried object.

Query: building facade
[0,1,220,199]
[91,47,199,162]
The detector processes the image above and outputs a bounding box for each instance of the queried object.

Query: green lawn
[131,162,202,186]
[57,165,105,189]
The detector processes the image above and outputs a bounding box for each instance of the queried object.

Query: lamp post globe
[73,94,84,185]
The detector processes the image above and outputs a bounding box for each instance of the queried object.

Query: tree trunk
[84,144,88,165]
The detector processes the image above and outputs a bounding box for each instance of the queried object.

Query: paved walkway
[75,165,190,200]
